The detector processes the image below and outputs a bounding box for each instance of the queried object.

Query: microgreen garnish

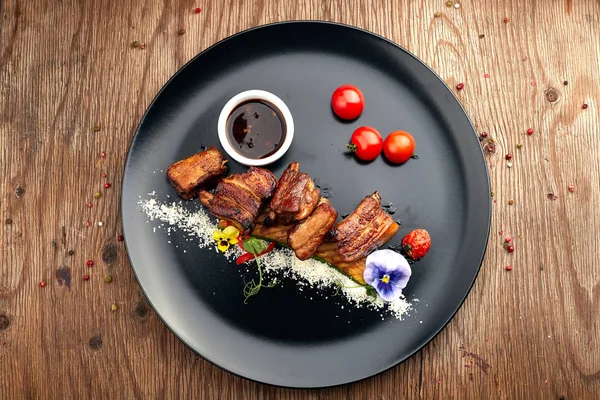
[242,237,266,254]
[241,237,278,303]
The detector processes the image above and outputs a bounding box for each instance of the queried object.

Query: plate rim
[121,20,491,389]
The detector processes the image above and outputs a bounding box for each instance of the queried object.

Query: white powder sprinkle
[139,197,241,260]
[138,196,413,319]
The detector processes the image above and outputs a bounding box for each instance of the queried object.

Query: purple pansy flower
[363,249,411,302]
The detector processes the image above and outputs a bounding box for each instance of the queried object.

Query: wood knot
[15,186,25,198]
[88,335,103,350]
[0,314,10,330]
[545,87,560,103]
[133,301,149,320]
[101,243,117,265]
[55,266,71,289]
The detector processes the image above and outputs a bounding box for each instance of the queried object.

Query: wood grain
[1,0,599,398]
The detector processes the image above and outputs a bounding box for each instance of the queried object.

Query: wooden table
[1,0,599,398]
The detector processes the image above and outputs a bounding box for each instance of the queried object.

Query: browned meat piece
[251,221,293,244]
[288,198,338,260]
[331,192,399,263]
[267,162,320,225]
[200,167,277,232]
[167,146,227,200]
[313,241,344,264]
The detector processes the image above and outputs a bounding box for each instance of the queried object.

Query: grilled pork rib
[167,146,227,200]
[200,167,277,232]
[267,162,320,225]
[331,192,399,263]
[288,198,338,260]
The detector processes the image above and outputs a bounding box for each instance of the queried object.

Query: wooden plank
[1,0,599,398]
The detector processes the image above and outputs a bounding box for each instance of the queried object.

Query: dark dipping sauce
[226,100,286,159]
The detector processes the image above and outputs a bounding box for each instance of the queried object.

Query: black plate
[122,21,490,388]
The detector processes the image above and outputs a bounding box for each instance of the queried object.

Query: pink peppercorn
[527,128,534,135]
[456,83,465,90]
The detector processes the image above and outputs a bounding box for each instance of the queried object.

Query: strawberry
[401,229,431,260]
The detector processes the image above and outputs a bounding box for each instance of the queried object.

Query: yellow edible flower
[212,226,240,252]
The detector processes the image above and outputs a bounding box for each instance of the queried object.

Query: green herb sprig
[242,237,278,304]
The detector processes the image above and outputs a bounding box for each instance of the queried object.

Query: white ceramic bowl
[217,90,294,167]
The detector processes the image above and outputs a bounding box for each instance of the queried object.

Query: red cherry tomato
[347,126,383,161]
[401,229,431,260]
[383,131,416,164]
[331,85,364,120]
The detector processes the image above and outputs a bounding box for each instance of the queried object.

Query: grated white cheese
[138,196,412,320]
[138,197,241,259]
